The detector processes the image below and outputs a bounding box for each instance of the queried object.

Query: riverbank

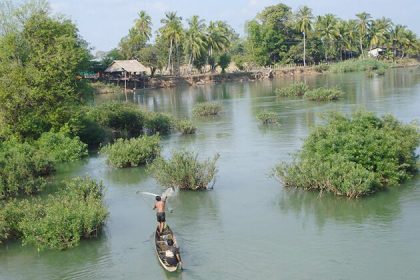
[94,59,419,91]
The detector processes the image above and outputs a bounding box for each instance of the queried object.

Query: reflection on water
[1,67,420,280]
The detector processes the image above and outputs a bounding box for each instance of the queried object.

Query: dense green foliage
[144,112,174,135]
[175,119,197,134]
[36,130,88,162]
[0,8,91,139]
[303,87,343,101]
[0,177,108,249]
[274,111,420,198]
[275,82,309,97]
[148,150,219,190]
[88,102,145,139]
[100,135,160,168]
[256,111,280,125]
[329,59,390,73]
[0,139,54,199]
[192,102,223,117]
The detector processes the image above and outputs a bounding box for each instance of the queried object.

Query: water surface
[1,68,420,280]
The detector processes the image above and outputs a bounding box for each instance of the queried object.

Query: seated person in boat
[153,196,166,234]
[165,239,182,268]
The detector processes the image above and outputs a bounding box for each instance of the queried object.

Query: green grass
[275,82,308,97]
[303,87,343,101]
[256,111,280,125]
[192,102,223,117]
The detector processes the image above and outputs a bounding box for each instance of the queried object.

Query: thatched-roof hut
[105,60,151,75]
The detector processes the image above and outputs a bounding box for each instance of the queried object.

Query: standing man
[153,196,166,234]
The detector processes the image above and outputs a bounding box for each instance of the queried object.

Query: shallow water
[1,68,420,280]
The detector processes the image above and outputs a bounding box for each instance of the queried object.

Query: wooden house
[105,60,151,76]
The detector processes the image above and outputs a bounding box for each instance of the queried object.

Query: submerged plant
[256,111,280,125]
[275,82,308,97]
[192,102,223,117]
[303,87,343,101]
[175,119,197,134]
[148,150,220,190]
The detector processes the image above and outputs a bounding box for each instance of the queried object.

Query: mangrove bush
[256,111,280,125]
[144,112,174,135]
[36,130,88,163]
[148,150,220,190]
[100,135,160,168]
[303,87,343,101]
[0,140,54,199]
[175,120,197,134]
[192,102,223,117]
[275,82,308,97]
[274,111,420,198]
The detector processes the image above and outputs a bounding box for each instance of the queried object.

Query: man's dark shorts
[157,212,166,222]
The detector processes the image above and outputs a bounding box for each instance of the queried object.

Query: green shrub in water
[256,111,280,125]
[100,135,160,168]
[0,139,54,199]
[329,59,389,73]
[148,150,220,190]
[175,119,197,134]
[17,177,108,250]
[192,102,223,117]
[144,112,175,135]
[88,102,145,139]
[274,111,420,198]
[303,87,343,101]
[36,130,88,163]
[275,82,308,97]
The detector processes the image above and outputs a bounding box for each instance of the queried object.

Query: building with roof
[105,60,151,76]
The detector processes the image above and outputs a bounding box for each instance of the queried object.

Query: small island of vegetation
[274,111,420,198]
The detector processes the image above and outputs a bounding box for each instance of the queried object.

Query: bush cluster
[0,177,108,250]
[274,111,420,198]
[275,82,308,97]
[256,111,280,125]
[100,135,160,168]
[148,150,219,190]
[0,140,54,199]
[36,130,88,163]
[329,59,389,73]
[192,102,223,117]
[144,111,175,135]
[303,87,343,101]
[175,119,197,134]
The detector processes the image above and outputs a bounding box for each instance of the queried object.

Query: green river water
[1,68,420,280]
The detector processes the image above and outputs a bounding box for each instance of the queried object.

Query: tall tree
[0,11,90,139]
[296,6,313,66]
[315,14,339,61]
[369,17,392,50]
[119,10,152,59]
[356,12,372,58]
[159,12,184,74]
[185,15,206,72]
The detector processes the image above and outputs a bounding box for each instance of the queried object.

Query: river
[1,67,420,280]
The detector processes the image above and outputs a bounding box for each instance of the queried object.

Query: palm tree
[368,17,392,50]
[339,20,358,59]
[355,12,372,58]
[185,15,206,72]
[160,12,184,74]
[315,14,339,61]
[206,21,230,57]
[296,6,313,66]
[135,10,152,42]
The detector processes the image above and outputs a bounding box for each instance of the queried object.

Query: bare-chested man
[153,196,166,234]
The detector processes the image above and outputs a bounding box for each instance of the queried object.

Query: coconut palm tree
[206,21,230,57]
[160,12,184,74]
[296,6,313,66]
[340,20,358,59]
[355,12,372,58]
[368,17,392,50]
[135,10,152,42]
[185,15,207,72]
[315,14,339,61]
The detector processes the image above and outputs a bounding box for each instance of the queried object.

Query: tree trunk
[303,32,306,67]
[167,39,173,75]
[359,38,364,58]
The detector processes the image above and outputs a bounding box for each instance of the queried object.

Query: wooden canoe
[154,224,181,272]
